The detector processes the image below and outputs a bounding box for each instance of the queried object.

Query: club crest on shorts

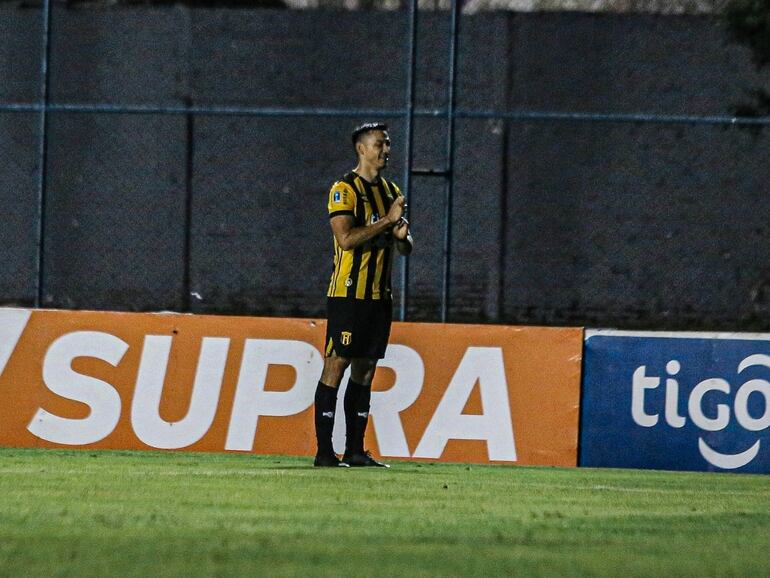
[340,331,352,345]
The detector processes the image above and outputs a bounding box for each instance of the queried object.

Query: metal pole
[2,101,768,127]
[441,0,460,323]
[400,0,419,322]
[182,100,195,312]
[35,0,53,308]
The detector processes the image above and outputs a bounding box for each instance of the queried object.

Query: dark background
[1,5,768,329]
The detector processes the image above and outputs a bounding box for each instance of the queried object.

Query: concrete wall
[1,6,768,329]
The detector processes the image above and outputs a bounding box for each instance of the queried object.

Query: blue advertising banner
[580,331,770,473]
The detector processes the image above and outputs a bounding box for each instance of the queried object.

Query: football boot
[342,450,390,468]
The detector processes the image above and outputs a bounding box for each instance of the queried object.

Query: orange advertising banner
[0,308,583,466]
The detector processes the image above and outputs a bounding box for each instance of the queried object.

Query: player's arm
[330,197,405,251]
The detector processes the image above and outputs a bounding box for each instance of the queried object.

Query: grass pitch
[1,449,770,577]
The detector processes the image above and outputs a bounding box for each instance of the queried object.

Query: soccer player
[313,122,413,468]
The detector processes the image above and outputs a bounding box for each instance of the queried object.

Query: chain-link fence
[1,1,769,328]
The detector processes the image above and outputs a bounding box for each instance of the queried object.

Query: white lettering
[225,339,322,451]
[664,360,686,428]
[0,309,31,378]
[413,347,516,461]
[734,354,770,432]
[369,345,424,457]
[665,378,686,428]
[631,366,659,427]
[131,336,230,449]
[28,331,127,445]
[738,354,770,373]
[689,378,730,431]
[734,379,770,432]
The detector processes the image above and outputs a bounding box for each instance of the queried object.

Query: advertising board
[581,330,770,473]
[0,308,583,466]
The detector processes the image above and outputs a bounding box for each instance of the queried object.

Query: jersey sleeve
[328,182,356,218]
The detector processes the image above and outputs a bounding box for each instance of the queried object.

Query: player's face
[360,130,391,170]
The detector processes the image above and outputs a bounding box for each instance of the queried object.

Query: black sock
[344,379,371,455]
[314,381,338,456]
[344,380,362,454]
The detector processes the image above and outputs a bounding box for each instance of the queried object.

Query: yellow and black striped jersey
[327,171,403,300]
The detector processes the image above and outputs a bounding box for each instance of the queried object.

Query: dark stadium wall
[1,6,768,329]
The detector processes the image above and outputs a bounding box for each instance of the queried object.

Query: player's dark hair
[351,122,388,154]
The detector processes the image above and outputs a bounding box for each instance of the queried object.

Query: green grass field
[1,449,769,577]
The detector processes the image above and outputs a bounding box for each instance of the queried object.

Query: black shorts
[325,297,393,360]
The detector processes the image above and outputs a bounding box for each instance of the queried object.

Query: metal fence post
[35,0,53,309]
[400,0,419,322]
[441,0,461,323]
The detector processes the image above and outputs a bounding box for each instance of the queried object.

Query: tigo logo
[632,355,770,469]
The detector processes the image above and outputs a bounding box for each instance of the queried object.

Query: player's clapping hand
[393,217,410,240]
[386,196,405,225]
